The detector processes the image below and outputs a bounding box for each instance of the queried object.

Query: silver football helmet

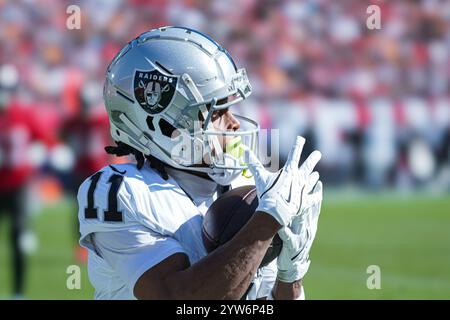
[104,26,259,183]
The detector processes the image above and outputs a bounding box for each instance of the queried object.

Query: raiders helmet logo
[134,69,178,114]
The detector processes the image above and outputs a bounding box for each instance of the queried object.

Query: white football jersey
[77,161,277,300]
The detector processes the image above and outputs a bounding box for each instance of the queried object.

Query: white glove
[245,136,322,227]
[277,180,323,283]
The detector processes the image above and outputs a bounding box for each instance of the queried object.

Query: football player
[0,64,56,298]
[77,27,323,300]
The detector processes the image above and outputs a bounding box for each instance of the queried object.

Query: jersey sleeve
[92,226,189,294]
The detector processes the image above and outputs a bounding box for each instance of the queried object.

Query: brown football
[202,185,282,268]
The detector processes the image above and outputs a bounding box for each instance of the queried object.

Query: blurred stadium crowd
[1,0,450,193]
[0,0,449,298]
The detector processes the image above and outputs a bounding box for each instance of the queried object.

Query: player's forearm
[272,279,303,300]
[167,212,281,299]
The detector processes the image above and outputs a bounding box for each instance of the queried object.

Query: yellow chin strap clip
[225,136,253,179]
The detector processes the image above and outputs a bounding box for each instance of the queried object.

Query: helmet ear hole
[159,118,177,137]
[146,116,155,131]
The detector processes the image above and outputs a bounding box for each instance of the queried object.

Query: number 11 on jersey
[84,172,124,222]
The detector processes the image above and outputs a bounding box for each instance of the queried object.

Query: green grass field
[1,192,449,299]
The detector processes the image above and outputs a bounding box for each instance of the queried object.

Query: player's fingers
[311,181,323,219]
[299,150,321,177]
[289,174,301,208]
[310,180,323,202]
[313,179,323,193]
[302,196,314,211]
[284,136,305,172]
[303,190,322,210]
[304,171,320,194]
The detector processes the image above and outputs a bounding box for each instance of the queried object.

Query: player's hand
[245,136,321,227]
[277,180,323,283]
